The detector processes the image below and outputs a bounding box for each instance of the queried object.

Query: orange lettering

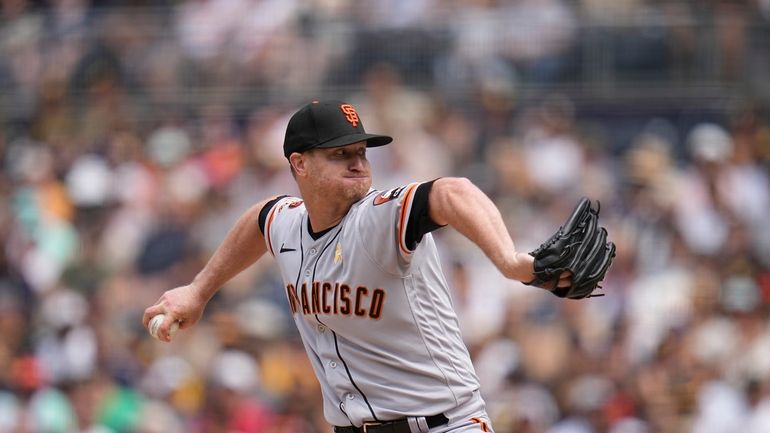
[339,284,351,315]
[369,289,385,319]
[354,286,368,317]
[340,104,360,127]
[286,284,298,314]
[333,283,339,314]
[293,281,386,319]
[300,283,311,315]
[312,282,321,314]
[322,283,332,314]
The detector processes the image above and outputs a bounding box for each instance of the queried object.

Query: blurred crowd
[1,1,770,433]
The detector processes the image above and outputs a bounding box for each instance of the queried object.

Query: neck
[302,193,354,233]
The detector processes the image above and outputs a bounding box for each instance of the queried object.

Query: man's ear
[289,152,307,176]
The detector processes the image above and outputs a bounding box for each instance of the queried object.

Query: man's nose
[349,155,366,171]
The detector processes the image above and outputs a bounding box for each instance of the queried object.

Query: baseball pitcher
[143,100,614,433]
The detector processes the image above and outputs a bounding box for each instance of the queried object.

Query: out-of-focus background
[1,0,769,432]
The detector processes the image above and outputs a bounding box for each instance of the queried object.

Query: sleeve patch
[373,186,406,206]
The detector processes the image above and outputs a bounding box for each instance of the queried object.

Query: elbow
[431,177,477,224]
[435,177,476,198]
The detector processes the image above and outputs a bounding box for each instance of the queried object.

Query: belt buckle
[361,422,381,433]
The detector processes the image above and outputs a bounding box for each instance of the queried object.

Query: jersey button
[329,361,337,368]
[346,394,354,400]
[305,270,311,277]
[318,325,325,332]
[310,248,317,254]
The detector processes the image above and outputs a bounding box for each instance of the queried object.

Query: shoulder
[271,196,305,214]
[261,195,305,231]
[262,196,305,256]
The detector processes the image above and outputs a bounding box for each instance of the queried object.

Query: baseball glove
[524,197,616,299]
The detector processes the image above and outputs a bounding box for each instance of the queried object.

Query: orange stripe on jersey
[397,183,419,255]
[264,201,280,256]
[470,417,490,432]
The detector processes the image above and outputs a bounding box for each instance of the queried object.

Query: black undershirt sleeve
[404,180,446,250]
[258,195,289,235]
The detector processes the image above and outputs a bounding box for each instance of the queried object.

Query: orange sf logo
[340,104,359,127]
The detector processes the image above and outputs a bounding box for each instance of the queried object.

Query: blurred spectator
[0,2,767,433]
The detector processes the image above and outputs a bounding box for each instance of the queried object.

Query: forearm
[190,201,268,301]
[429,177,533,282]
[143,200,270,340]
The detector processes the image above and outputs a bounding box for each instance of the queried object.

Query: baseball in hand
[148,314,179,340]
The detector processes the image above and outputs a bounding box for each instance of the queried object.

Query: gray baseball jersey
[260,181,482,427]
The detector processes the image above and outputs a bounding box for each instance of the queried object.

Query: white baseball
[149,314,179,340]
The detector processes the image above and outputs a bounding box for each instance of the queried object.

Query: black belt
[334,414,448,433]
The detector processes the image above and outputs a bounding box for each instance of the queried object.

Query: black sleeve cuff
[404,180,445,250]
[258,195,289,235]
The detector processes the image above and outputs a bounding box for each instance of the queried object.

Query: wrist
[499,251,535,282]
[512,252,535,283]
[188,277,217,304]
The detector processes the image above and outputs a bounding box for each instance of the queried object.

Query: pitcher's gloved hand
[524,197,616,299]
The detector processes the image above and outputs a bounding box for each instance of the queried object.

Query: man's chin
[341,179,370,201]
[347,186,369,201]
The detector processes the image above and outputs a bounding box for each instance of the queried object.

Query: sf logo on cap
[340,104,359,127]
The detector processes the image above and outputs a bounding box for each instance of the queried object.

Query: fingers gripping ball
[525,197,616,299]
[149,314,180,341]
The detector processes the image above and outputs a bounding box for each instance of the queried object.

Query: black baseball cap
[283,100,392,158]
